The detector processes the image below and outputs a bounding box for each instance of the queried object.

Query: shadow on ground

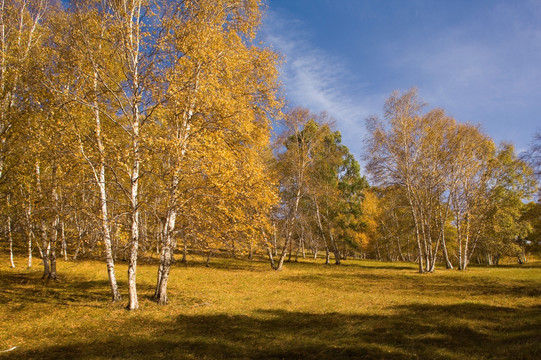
[3,303,540,360]
[0,269,153,309]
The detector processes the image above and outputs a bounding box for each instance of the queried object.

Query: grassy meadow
[1,254,540,359]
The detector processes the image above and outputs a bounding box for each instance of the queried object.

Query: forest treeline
[1,0,540,308]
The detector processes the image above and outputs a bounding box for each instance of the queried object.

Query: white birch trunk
[276,186,302,271]
[155,208,176,305]
[48,164,59,280]
[23,202,33,268]
[94,71,121,302]
[8,215,14,268]
[61,222,67,261]
[125,0,144,311]
[27,228,33,268]
[127,120,140,310]
[40,220,49,278]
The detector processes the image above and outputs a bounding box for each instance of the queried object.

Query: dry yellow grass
[1,254,540,359]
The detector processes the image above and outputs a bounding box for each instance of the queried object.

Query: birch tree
[366,89,464,272]
[147,0,279,304]
[365,89,437,272]
[273,109,320,270]
[47,0,124,300]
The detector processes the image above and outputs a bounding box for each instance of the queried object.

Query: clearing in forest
[1,255,540,359]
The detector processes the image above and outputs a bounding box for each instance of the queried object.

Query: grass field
[1,254,540,359]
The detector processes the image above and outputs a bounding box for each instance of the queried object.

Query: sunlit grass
[1,254,540,359]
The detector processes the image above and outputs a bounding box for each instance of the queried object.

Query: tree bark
[155,209,176,305]
[48,164,59,280]
[275,244,288,271]
[94,71,121,302]
[61,222,67,261]
[24,203,33,268]
[40,220,50,278]
[127,135,140,310]
[8,214,15,268]
[266,247,275,269]
[329,230,341,265]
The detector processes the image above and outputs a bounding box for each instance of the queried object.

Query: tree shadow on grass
[0,269,154,310]
[4,303,541,360]
[281,270,541,299]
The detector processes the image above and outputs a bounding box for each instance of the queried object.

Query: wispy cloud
[261,10,380,159]
[261,1,541,157]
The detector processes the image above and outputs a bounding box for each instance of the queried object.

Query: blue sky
[261,0,541,164]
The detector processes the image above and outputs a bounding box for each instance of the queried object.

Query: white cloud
[261,1,541,159]
[261,10,380,160]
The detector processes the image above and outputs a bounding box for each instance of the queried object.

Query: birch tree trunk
[122,0,144,311]
[276,186,302,271]
[408,192,425,273]
[127,120,141,310]
[23,201,33,268]
[313,199,331,265]
[27,227,33,268]
[154,208,176,305]
[93,71,121,302]
[35,161,50,278]
[61,222,67,261]
[440,218,453,269]
[266,247,275,269]
[40,220,50,278]
[329,230,341,265]
[48,164,59,280]
[8,214,14,268]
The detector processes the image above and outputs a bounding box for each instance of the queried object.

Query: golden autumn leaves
[1,0,282,308]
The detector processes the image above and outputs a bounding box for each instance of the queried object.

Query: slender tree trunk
[313,199,331,265]
[273,223,278,257]
[329,230,341,265]
[155,209,176,305]
[6,193,14,268]
[276,186,302,271]
[73,215,84,260]
[275,244,288,271]
[61,222,67,261]
[456,212,464,270]
[24,203,33,268]
[248,239,253,260]
[93,76,121,302]
[441,232,453,269]
[266,247,275,269]
[374,236,381,261]
[40,220,50,278]
[155,231,165,297]
[460,214,471,270]
[8,215,15,268]
[288,235,293,262]
[409,201,424,273]
[47,164,59,280]
[27,228,33,268]
[395,235,405,262]
[388,215,406,262]
[205,250,212,267]
[128,135,140,310]
[36,162,50,278]
[48,217,58,280]
[126,106,141,310]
